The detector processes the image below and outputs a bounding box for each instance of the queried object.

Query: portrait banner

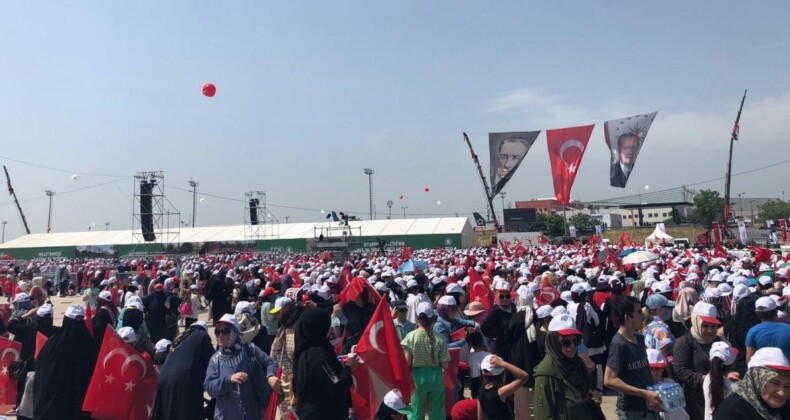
[595,224,603,236]
[489,131,540,196]
[604,112,658,188]
[738,221,748,244]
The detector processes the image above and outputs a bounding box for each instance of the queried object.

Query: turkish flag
[468,268,493,310]
[352,299,415,420]
[85,303,94,337]
[83,326,157,420]
[0,336,22,410]
[264,367,283,420]
[339,263,353,289]
[752,246,774,265]
[35,332,48,359]
[546,124,595,204]
[444,348,461,413]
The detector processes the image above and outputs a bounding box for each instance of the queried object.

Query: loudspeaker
[249,199,259,225]
[140,181,156,242]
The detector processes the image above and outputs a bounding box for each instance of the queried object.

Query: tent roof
[645,225,674,242]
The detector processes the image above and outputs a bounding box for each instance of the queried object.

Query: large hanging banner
[546,124,595,205]
[604,112,658,188]
[489,131,540,196]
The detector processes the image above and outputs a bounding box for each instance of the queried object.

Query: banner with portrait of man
[489,131,540,196]
[604,112,658,188]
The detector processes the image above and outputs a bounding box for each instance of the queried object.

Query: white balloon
[436,200,441,205]
[71,174,79,182]
[199,198,205,203]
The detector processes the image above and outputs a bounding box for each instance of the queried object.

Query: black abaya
[151,327,215,420]
[33,317,98,420]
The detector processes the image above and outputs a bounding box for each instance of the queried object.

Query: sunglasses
[561,338,580,348]
[397,307,408,312]
[215,328,232,336]
[498,295,511,300]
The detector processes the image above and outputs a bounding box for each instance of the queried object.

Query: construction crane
[3,165,30,234]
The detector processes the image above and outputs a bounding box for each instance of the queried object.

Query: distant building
[729,197,773,222]
[514,198,582,215]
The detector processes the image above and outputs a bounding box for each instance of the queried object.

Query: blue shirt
[746,321,790,358]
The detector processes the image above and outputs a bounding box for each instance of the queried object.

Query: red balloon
[399,195,404,200]
[202,83,216,97]
[424,187,429,192]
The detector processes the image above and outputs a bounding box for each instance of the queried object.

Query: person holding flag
[401,302,450,419]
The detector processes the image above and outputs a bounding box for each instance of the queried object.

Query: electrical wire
[0,154,130,178]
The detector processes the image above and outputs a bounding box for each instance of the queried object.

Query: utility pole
[45,190,55,233]
[285,216,290,223]
[737,192,745,220]
[1,221,6,243]
[188,178,198,227]
[386,200,393,219]
[401,206,408,219]
[363,168,374,220]
[749,200,756,223]
[105,222,110,231]
[500,192,507,222]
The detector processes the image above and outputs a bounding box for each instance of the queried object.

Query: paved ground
[28,296,621,419]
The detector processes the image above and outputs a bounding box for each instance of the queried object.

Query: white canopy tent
[645,224,674,245]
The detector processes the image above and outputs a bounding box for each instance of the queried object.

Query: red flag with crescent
[0,336,22,410]
[352,299,414,420]
[35,332,48,359]
[546,124,595,204]
[468,268,493,310]
[83,326,157,420]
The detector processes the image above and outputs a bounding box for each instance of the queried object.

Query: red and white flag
[0,336,21,411]
[352,299,415,420]
[467,267,493,310]
[83,326,157,420]
[546,124,595,204]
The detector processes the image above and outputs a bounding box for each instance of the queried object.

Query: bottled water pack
[647,382,685,412]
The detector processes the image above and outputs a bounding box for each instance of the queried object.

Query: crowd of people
[1,241,790,420]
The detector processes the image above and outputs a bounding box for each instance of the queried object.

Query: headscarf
[734,367,784,420]
[217,320,242,357]
[690,313,716,344]
[293,307,332,362]
[544,331,585,381]
[673,287,699,323]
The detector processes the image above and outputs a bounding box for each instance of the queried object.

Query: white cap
[693,301,721,324]
[12,293,30,303]
[193,320,208,330]
[155,339,172,353]
[126,296,144,310]
[270,297,293,314]
[438,295,456,306]
[235,301,253,315]
[64,304,85,319]
[416,302,434,318]
[536,305,553,319]
[98,290,113,301]
[733,284,751,300]
[548,313,582,336]
[406,279,419,289]
[758,275,774,286]
[480,354,505,376]
[748,347,790,371]
[374,282,390,292]
[516,284,533,300]
[732,276,749,287]
[551,306,568,318]
[560,290,573,303]
[494,281,511,292]
[704,287,722,299]
[217,313,240,330]
[756,296,778,312]
[36,304,53,317]
[647,348,666,367]
[118,326,136,342]
[570,283,587,294]
[445,283,463,294]
[709,341,737,366]
[189,284,199,291]
[717,283,733,296]
[382,389,411,414]
[653,281,672,294]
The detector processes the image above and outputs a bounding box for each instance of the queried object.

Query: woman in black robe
[206,272,231,324]
[292,308,357,420]
[151,323,215,420]
[92,291,118,349]
[7,296,38,420]
[33,305,98,420]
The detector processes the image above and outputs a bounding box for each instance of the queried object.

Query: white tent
[645,224,674,245]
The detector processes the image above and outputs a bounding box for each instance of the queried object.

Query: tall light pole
[363,168,374,220]
[285,216,290,223]
[1,221,6,243]
[500,192,507,222]
[45,190,55,233]
[105,222,110,231]
[737,192,745,220]
[386,200,393,219]
[188,178,198,227]
[401,206,408,219]
[749,200,756,223]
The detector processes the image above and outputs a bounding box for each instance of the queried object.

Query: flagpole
[723,90,747,222]
[463,133,502,232]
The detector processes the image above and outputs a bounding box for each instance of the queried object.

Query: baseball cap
[709,341,738,366]
[733,284,751,300]
[756,296,778,312]
[717,284,733,297]
[480,354,505,376]
[647,349,666,368]
[118,326,136,342]
[536,305,553,319]
[758,275,774,286]
[445,283,463,294]
[494,281,511,292]
[548,313,582,336]
[98,290,113,301]
[217,313,240,330]
[438,295,457,306]
[270,297,293,314]
[748,347,790,371]
[36,304,53,317]
[382,389,412,415]
[551,306,568,318]
[64,304,85,319]
[693,301,721,325]
[653,281,672,294]
[406,279,419,289]
[235,301,254,315]
[416,302,434,318]
[155,339,172,353]
[645,294,675,311]
[13,293,30,303]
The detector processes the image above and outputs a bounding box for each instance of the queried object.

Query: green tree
[691,189,724,227]
[536,212,566,237]
[759,199,790,222]
[568,213,596,233]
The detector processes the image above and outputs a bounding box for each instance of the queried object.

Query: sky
[1,1,789,240]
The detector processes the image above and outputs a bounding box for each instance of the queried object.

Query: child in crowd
[703,342,739,420]
[466,330,490,399]
[477,354,528,420]
[374,389,412,420]
[647,349,690,420]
